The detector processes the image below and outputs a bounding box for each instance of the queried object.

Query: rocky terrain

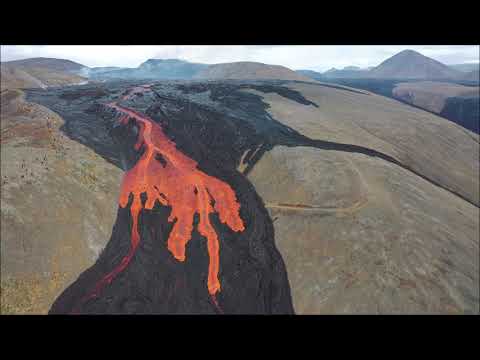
[1,79,478,314]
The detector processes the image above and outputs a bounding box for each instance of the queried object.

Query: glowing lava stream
[73,89,245,311]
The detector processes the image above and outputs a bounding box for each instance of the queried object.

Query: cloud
[1,45,479,71]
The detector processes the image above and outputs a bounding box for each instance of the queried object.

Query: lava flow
[73,86,245,311]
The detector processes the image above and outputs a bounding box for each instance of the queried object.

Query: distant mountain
[449,63,480,73]
[4,57,87,73]
[298,50,477,84]
[323,67,337,74]
[369,50,462,80]
[323,66,370,79]
[461,69,480,82]
[194,61,312,81]
[297,66,371,80]
[138,59,207,78]
[89,59,207,80]
[77,66,126,77]
[87,67,137,80]
[343,66,361,71]
[2,57,314,83]
[296,69,324,80]
[92,66,124,72]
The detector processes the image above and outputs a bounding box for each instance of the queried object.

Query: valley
[1,76,478,313]
[1,48,479,314]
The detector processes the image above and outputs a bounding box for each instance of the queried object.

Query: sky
[1,45,479,72]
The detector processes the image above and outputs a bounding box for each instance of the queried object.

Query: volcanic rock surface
[1,79,478,314]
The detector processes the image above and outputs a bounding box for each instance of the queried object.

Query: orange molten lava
[70,87,245,313]
[107,102,245,296]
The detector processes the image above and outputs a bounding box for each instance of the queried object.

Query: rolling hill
[194,61,312,81]
[4,57,87,73]
[392,81,479,133]
[1,63,87,90]
[296,69,324,80]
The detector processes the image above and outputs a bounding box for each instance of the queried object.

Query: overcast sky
[1,45,479,72]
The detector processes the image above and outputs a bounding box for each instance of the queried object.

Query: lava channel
[72,90,245,312]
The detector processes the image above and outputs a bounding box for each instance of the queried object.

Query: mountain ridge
[5,50,475,83]
[297,50,474,81]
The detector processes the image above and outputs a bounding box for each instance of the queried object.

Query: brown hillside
[194,61,313,81]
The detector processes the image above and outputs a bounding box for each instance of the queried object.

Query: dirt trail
[265,198,368,214]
